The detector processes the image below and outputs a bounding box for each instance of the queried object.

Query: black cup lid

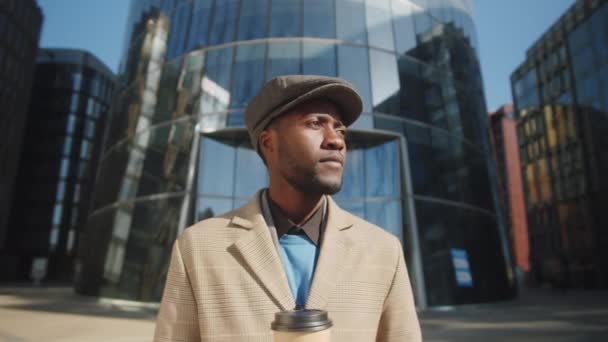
[271,309,332,332]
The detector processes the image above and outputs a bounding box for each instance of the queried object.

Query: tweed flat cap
[245,75,363,152]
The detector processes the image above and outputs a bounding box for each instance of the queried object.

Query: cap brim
[254,83,363,133]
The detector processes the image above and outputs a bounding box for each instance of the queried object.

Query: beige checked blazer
[154,192,421,342]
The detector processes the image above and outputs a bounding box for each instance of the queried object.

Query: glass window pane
[80,140,91,160]
[167,2,192,59]
[365,200,402,241]
[337,45,372,112]
[267,41,301,80]
[60,158,70,178]
[52,204,63,225]
[209,0,239,45]
[196,196,233,220]
[202,47,233,113]
[270,0,302,37]
[303,0,335,39]
[230,43,266,108]
[187,0,213,50]
[85,120,96,139]
[198,137,235,196]
[336,0,367,44]
[365,140,400,197]
[56,181,67,201]
[234,145,268,198]
[334,148,364,199]
[414,10,432,35]
[237,0,269,40]
[334,199,365,219]
[302,42,337,76]
[365,0,395,51]
[66,115,77,134]
[391,0,417,55]
[369,49,400,115]
[63,137,73,156]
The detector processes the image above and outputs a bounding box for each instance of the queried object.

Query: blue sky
[37,0,575,112]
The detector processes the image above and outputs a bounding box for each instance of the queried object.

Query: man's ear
[259,129,275,160]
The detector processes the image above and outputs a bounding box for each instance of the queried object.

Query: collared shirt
[260,190,326,307]
[267,197,325,246]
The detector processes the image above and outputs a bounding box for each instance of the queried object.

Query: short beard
[283,165,342,195]
[278,143,342,195]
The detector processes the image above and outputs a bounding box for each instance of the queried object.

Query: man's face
[266,99,347,195]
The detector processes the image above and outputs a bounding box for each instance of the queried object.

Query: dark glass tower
[78,0,514,307]
[0,0,42,261]
[511,0,608,289]
[3,49,115,282]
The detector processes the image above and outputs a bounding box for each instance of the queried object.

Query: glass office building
[0,0,42,260]
[3,49,115,282]
[511,0,608,288]
[78,0,514,307]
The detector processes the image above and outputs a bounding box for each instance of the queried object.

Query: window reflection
[201,47,233,112]
[231,43,266,108]
[366,200,402,241]
[302,42,337,76]
[391,0,417,55]
[237,0,269,40]
[235,144,268,197]
[365,141,400,197]
[270,0,302,38]
[197,196,233,220]
[198,138,235,196]
[186,0,213,50]
[335,148,364,199]
[336,0,367,44]
[303,0,336,39]
[369,49,400,115]
[365,0,395,51]
[267,41,301,80]
[167,2,192,59]
[208,0,239,45]
[337,45,372,112]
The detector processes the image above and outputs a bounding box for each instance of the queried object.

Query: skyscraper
[0,0,42,258]
[489,104,530,284]
[78,0,514,307]
[511,0,608,288]
[3,49,115,282]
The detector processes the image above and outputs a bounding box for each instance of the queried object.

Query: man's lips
[319,155,344,166]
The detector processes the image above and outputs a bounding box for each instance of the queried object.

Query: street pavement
[0,286,607,341]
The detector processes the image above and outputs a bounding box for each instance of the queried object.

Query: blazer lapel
[306,196,354,310]
[227,193,295,311]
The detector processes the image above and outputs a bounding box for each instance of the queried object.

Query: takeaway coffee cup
[271,309,332,342]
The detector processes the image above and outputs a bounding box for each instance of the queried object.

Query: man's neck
[267,184,324,225]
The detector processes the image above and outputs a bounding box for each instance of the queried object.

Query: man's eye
[309,120,322,127]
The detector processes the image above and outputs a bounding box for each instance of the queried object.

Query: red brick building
[489,105,530,279]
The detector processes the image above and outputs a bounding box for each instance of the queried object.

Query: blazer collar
[227,191,295,310]
[227,191,355,311]
[306,195,354,310]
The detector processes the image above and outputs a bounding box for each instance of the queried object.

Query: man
[154,75,421,341]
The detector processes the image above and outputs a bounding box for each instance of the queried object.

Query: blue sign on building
[451,248,473,287]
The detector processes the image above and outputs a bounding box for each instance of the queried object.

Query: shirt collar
[267,195,325,246]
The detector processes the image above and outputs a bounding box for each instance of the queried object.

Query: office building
[0,0,42,257]
[488,104,530,283]
[2,49,115,282]
[511,0,608,288]
[78,0,514,307]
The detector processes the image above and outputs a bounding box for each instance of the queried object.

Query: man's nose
[322,128,345,150]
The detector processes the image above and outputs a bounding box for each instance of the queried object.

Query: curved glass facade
[78,0,515,306]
